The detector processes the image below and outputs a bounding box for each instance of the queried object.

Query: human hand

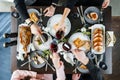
[72,74,81,80]
[44,5,55,17]
[30,23,42,35]
[72,49,89,65]
[51,53,65,80]
[51,53,61,69]
[54,7,70,31]
[102,0,110,8]
[54,21,65,32]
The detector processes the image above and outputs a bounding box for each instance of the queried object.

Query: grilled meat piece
[19,26,31,54]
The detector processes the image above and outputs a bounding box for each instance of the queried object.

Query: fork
[43,58,55,71]
[73,60,81,73]
[100,8,104,23]
[21,59,32,67]
[45,63,48,71]
[80,6,86,25]
[28,55,31,70]
[34,52,55,71]
[77,7,84,24]
[77,6,87,31]
[38,8,46,30]
[39,8,43,22]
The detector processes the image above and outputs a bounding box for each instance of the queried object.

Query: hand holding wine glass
[51,53,61,69]
[56,29,65,40]
[54,7,71,32]
[50,39,58,53]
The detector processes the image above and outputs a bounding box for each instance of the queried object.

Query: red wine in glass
[50,40,58,53]
[56,30,64,40]
[62,42,71,51]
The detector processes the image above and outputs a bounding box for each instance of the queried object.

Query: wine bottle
[3,40,17,48]
[3,33,18,38]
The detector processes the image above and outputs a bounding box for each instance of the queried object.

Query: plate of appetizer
[68,32,90,52]
[30,51,46,68]
[91,24,105,54]
[77,64,89,73]
[84,6,101,24]
[47,14,71,37]
[32,32,52,51]
[27,8,40,23]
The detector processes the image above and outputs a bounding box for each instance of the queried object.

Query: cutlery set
[73,60,81,73]
[19,49,55,71]
[77,6,86,25]
[34,51,55,71]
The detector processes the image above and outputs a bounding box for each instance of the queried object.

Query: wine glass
[56,30,64,40]
[50,39,58,53]
[62,42,71,52]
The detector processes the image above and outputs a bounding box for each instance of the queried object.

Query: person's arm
[66,0,78,10]
[11,70,37,80]
[14,0,43,35]
[51,53,66,80]
[72,49,104,80]
[86,60,104,80]
[56,62,66,80]
[52,0,59,5]
[14,0,29,21]
[60,8,70,25]
[102,0,110,8]
[61,0,78,18]
[54,8,71,31]
[56,0,78,31]
[43,0,59,17]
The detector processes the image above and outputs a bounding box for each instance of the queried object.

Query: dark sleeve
[65,0,78,10]
[86,60,104,80]
[52,0,59,4]
[14,0,29,21]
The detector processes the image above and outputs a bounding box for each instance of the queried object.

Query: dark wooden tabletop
[11,6,112,74]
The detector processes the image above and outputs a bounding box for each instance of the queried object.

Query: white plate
[47,14,71,37]
[32,32,52,51]
[91,24,105,54]
[27,8,40,16]
[68,32,90,51]
[17,23,31,54]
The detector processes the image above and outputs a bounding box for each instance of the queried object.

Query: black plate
[77,63,89,74]
[30,51,46,68]
[84,6,101,24]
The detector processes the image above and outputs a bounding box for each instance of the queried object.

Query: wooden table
[11,6,112,74]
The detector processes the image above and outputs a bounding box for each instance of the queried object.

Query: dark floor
[0,13,11,80]
[104,16,120,80]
